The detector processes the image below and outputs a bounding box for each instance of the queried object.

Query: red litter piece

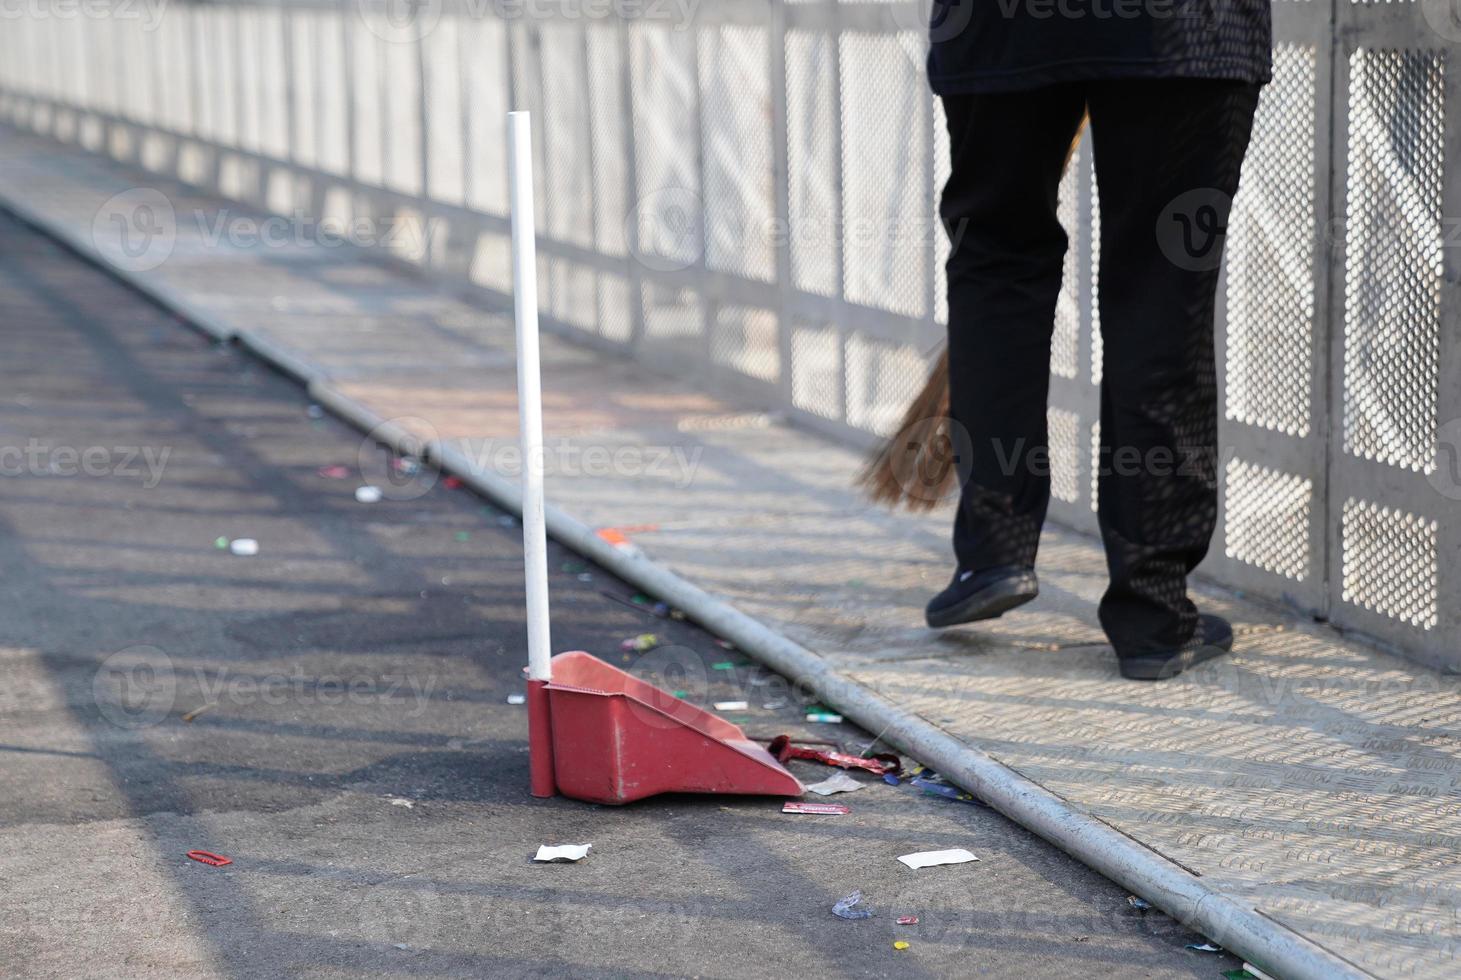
[897,916,919,925]
[782,801,849,815]
[767,735,900,776]
[442,476,464,490]
[186,850,232,867]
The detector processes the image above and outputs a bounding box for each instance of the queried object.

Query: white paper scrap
[807,772,865,796]
[897,848,979,870]
[534,844,592,863]
[713,700,749,711]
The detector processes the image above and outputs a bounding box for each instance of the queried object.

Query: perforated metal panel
[1343,48,1443,474]
[1224,459,1313,581]
[784,29,838,299]
[1342,498,1438,630]
[838,31,924,319]
[700,25,774,283]
[712,305,780,383]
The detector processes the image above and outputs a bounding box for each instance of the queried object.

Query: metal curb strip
[0,193,1366,980]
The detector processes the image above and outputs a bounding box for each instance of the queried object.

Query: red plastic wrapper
[782,801,850,815]
[896,916,919,925]
[767,735,900,776]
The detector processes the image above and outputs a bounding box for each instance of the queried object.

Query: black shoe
[1118,614,1234,680]
[925,565,1039,628]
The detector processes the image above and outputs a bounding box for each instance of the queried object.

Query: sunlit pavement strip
[2,127,1459,977]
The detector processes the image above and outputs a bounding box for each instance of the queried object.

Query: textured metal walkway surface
[3,129,1459,978]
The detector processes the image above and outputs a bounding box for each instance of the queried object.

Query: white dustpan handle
[509,110,552,685]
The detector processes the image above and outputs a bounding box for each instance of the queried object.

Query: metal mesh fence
[0,0,1455,666]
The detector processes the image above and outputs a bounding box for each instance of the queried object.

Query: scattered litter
[713,700,748,712]
[534,844,591,863]
[317,464,351,479]
[893,941,910,950]
[181,703,215,723]
[455,531,471,543]
[882,772,901,786]
[442,476,464,490]
[715,639,736,650]
[186,850,232,867]
[392,457,421,476]
[1127,895,1152,911]
[595,527,641,553]
[896,915,918,925]
[911,774,983,806]
[392,943,411,951]
[806,711,843,724]
[1185,942,1223,953]
[832,891,873,920]
[355,485,383,503]
[1242,964,1277,980]
[214,536,229,549]
[671,690,688,698]
[711,661,735,671]
[762,699,789,710]
[782,801,850,815]
[619,633,661,653]
[307,404,325,419]
[228,538,259,556]
[506,694,526,705]
[387,797,415,809]
[807,772,865,796]
[768,735,900,776]
[897,848,979,870]
[577,573,593,582]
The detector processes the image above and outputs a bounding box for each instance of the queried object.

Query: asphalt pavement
[0,212,1240,978]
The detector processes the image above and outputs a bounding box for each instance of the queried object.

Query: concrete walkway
[3,126,1459,979]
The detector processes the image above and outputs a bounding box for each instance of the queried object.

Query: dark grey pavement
[0,213,1238,977]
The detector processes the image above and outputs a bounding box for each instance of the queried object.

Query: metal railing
[1,0,1456,666]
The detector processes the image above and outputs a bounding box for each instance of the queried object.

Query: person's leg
[1085,79,1260,662]
[940,87,1087,581]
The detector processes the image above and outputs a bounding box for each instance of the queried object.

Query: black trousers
[940,79,1260,657]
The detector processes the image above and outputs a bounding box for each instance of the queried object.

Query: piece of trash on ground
[893,941,910,950]
[897,848,979,870]
[715,639,736,650]
[213,536,229,549]
[713,700,748,711]
[455,531,471,543]
[387,797,415,809]
[768,735,900,776]
[1185,942,1223,953]
[783,801,850,815]
[711,661,735,671]
[1127,895,1152,911]
[355,485,383,503]
[506,694,526,705]
[317,464,351,479]
[762,699,788,710]
[832,891,873,920]
[186,850,232,867]
[392,457,421,476]
[620,633,661,653]
[806,710,843,723]
[228,538,258,557]
[807,772,865,796]
[1241,964,1277,980]
[911,774,984,806]
[534,844,591,863]
[896,915,918,925]
[180,703,215,723]
[883,772,901,786]
[442,476,464,490]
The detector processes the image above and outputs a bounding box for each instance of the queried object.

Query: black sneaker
[925,565,1039,629]
[1118,614,1234,681]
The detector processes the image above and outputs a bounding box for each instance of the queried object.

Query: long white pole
[509,111,552,685]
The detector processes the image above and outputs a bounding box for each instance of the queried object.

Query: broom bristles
[859,114,1088,511]
[856,348,957,512]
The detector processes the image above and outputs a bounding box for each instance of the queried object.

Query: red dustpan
[530,651,803,804]
[507,112,802,806]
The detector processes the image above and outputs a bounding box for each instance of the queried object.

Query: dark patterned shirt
[928,0,1273,94]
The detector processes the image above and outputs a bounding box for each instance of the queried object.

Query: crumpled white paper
[806,772,865,796]
[534,844,592,863]
[897,848,979,870]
